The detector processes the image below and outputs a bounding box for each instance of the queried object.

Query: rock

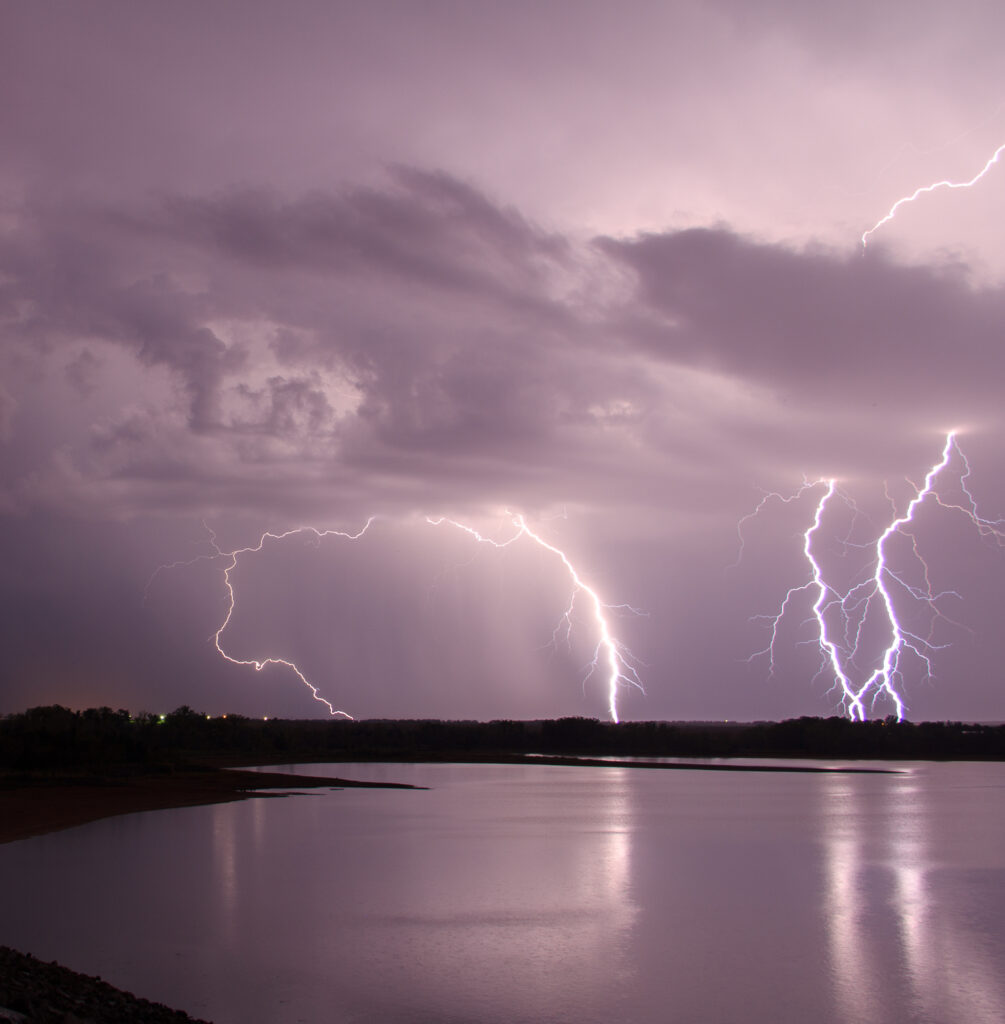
[0,947,210,1023]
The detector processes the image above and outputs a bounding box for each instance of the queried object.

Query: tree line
[1,705,1003,772]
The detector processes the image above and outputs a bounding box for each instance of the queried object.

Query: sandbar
[0,768,415,846]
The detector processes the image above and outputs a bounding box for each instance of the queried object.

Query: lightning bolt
[209,521,376,719]
[746,478,848,695]
[426,513,644,723]
[149,520,376,718]
[861,141,1005,248]
[153,513,643,722]
[747,432,1003,720]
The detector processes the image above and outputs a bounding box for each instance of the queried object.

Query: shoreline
[0,945,210,1024]
[0,755,907,1020]
[0,767,418,846]
[0,754,894,847]
[0,767,421,1021]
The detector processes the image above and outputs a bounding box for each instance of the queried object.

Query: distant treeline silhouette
[1,705,1004,772]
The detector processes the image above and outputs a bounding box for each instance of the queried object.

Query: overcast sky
[2,0,1004,722]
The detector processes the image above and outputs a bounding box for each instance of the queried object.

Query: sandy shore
[0,767,416,846]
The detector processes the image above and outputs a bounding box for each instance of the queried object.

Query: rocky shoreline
[0,947,209,1024]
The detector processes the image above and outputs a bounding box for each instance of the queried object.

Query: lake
[1,760,1004,1023]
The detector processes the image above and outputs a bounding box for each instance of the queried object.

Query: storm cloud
[2,2,1004,722]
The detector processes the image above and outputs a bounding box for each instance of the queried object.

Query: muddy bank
[0,767,418,846]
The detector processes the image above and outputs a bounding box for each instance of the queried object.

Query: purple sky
[2,1,1005,722]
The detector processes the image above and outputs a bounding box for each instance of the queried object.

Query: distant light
[158,714,166,723]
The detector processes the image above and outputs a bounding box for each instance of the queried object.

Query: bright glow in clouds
[861,142,1005,249]
[158,514,643,722]
[747,433,1004,720]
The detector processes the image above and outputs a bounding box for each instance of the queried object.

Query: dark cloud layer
[5,179,1003,519]
[602,228,1005,418]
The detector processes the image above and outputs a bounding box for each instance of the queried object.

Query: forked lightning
[155,514,642,722]
[426,513,644,723]
[748,432,1002,720]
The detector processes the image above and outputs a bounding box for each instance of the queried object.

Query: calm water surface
[1,760,1004,1023]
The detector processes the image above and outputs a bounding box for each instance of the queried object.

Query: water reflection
[1,762,1004,1023]
[211,800,246,949]
[205,764,639,1021]
[359,765,640,1021]
[822,767,1005,1024]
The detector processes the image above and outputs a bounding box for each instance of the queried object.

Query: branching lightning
[148,521,378,718]
[746,432,1003,720]
[862,141,1005,248]
[426,513,644,723]
[207,521,376,719]
[153,513,643,722]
